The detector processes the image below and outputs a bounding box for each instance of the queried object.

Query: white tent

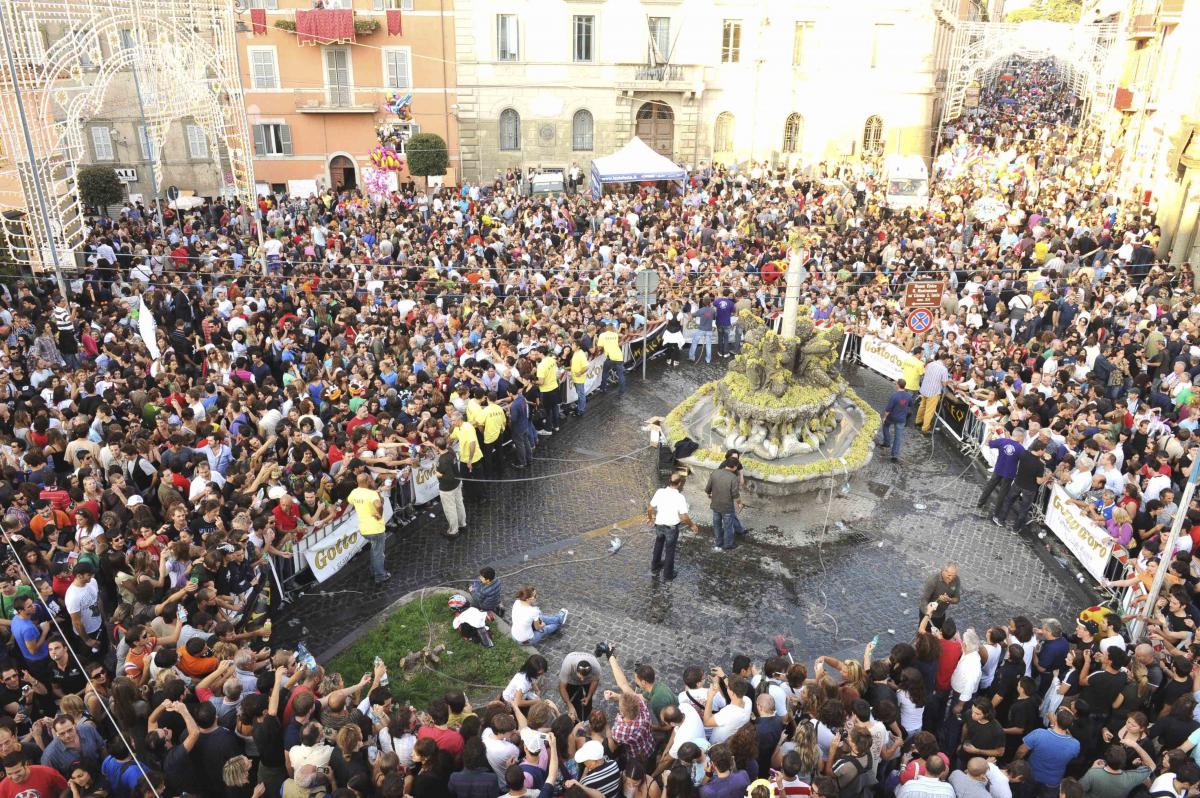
[589,137,686,197]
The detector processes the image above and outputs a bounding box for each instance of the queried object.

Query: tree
[76,165,125,211]
[405,133,449,186]
[1005,0,1082,23]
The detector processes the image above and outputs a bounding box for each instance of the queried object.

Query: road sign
[907,308,934,333]
[904,280,944,309]
[167,185,180,201]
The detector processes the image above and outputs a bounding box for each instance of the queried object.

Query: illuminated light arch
[0,0,255,271]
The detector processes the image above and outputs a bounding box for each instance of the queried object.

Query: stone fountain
[665,311,879,509]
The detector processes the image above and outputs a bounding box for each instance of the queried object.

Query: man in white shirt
[702,668,751,744]
[647,473,699,581]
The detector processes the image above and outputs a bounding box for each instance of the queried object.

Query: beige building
[1093,0,1198,265]
[454,0,994,184]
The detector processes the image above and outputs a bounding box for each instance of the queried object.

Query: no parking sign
[907,309,933,333]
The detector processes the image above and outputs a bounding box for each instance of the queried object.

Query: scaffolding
[0,0,255,273]
[940,20,1121,130]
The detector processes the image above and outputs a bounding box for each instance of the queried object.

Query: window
[713,112,734,151]
[383,48,411,89]
[499,109,520,151]
[572,110,593,151]
[782,113,803,153]
[248,0,278,8]
[871,23,893,69]
[248,48,279,90]
[648,17,670,61]
[323,46,352,106]
[373,0,413,8]
[90,126,113,161]
[792,22,812,68]
[497,14,519,61]
[252,123,293,156]
[137,125,152,161]
[720,20,740,63]
[573,15,594,62]
[863,115,883,156]
[186,124,209,160]
[393,122,421,152]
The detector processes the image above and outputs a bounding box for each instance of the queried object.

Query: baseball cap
[574,740,604,764]
[126,495,144,507]
[519,728,544,754]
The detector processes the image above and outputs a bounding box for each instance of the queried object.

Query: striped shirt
[919,360,951,398]
[580,759,621,798]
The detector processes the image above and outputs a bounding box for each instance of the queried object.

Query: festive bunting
[294,8,355,46]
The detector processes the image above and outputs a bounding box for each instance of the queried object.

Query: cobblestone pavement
[278,357,1095,694]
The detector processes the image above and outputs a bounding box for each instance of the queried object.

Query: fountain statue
[664,309,879,505]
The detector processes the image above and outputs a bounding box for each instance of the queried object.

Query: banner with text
[859,336,924,383]
[297,496,394,583]
[561,322,669,402]
[411,457,441,505]
[1042,485,1115,583]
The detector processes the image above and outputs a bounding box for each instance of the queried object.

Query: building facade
[1095,0,1198,265]
[454,0,985,184]
[236,0,459,196]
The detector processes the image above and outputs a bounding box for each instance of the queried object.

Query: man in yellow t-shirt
[535,348,563,432]
[570,338,590,417]
[347,473,389,584]
[478,394,507,478]
[597,321,626,397]
[450,413,483,499]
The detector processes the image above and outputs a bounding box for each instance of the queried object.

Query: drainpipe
[439,0,452,186]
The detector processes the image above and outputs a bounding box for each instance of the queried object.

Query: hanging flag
[138,294,160,361]
[386,8,403,36]
[250,8,267,34]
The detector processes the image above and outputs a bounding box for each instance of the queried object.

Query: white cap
[574,740,604,764]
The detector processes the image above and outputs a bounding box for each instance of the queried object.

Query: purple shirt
[700,771,751,798]
[988,437,1024,479]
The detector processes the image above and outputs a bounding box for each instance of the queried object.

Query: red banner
[295,9,355,45]
[386,9,403,36]
[250,8,266,34]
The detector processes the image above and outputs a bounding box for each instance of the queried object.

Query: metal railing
[634,64,685,81]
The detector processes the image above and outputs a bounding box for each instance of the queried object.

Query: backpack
[834,753,873,798]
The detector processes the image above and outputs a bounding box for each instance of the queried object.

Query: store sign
[115,168,138,183]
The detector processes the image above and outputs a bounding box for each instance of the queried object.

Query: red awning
[295,8,355,45]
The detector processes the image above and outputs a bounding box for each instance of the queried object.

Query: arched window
[572,109,593,151]
[714,112,734,152]
[499,109,521,151]
[782,113,803,154]
[862,115,883,156]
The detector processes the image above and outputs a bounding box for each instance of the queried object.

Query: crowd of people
[0,55,1189,798]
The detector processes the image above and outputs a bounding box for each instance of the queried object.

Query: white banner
[297,497,393,583]
[138,295,160,361]
[860,335,922,383]
[411,457,441,505]
[1042,485,1114,583]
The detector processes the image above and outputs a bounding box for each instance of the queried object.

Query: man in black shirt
[994,440,1050,531]
[45,639,86,699]
[434,436,466,538]
[1078,646,1128,723]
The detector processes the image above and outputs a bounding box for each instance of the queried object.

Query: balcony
[1160,0,1185,24]
[293,89,378,114]
[1114,87,1134,110]
[615,63,699,94]
[1127,13,1156,37]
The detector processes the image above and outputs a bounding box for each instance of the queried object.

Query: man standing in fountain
[706,458,742,552]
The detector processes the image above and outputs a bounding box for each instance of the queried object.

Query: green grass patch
[325,589,528,708]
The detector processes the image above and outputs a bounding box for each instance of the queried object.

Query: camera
[593,641,613,659]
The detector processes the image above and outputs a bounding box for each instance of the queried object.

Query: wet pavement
[277,357,1095,687]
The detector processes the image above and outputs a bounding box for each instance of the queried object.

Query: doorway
[329,155,357,191]
[636,101,674,158]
